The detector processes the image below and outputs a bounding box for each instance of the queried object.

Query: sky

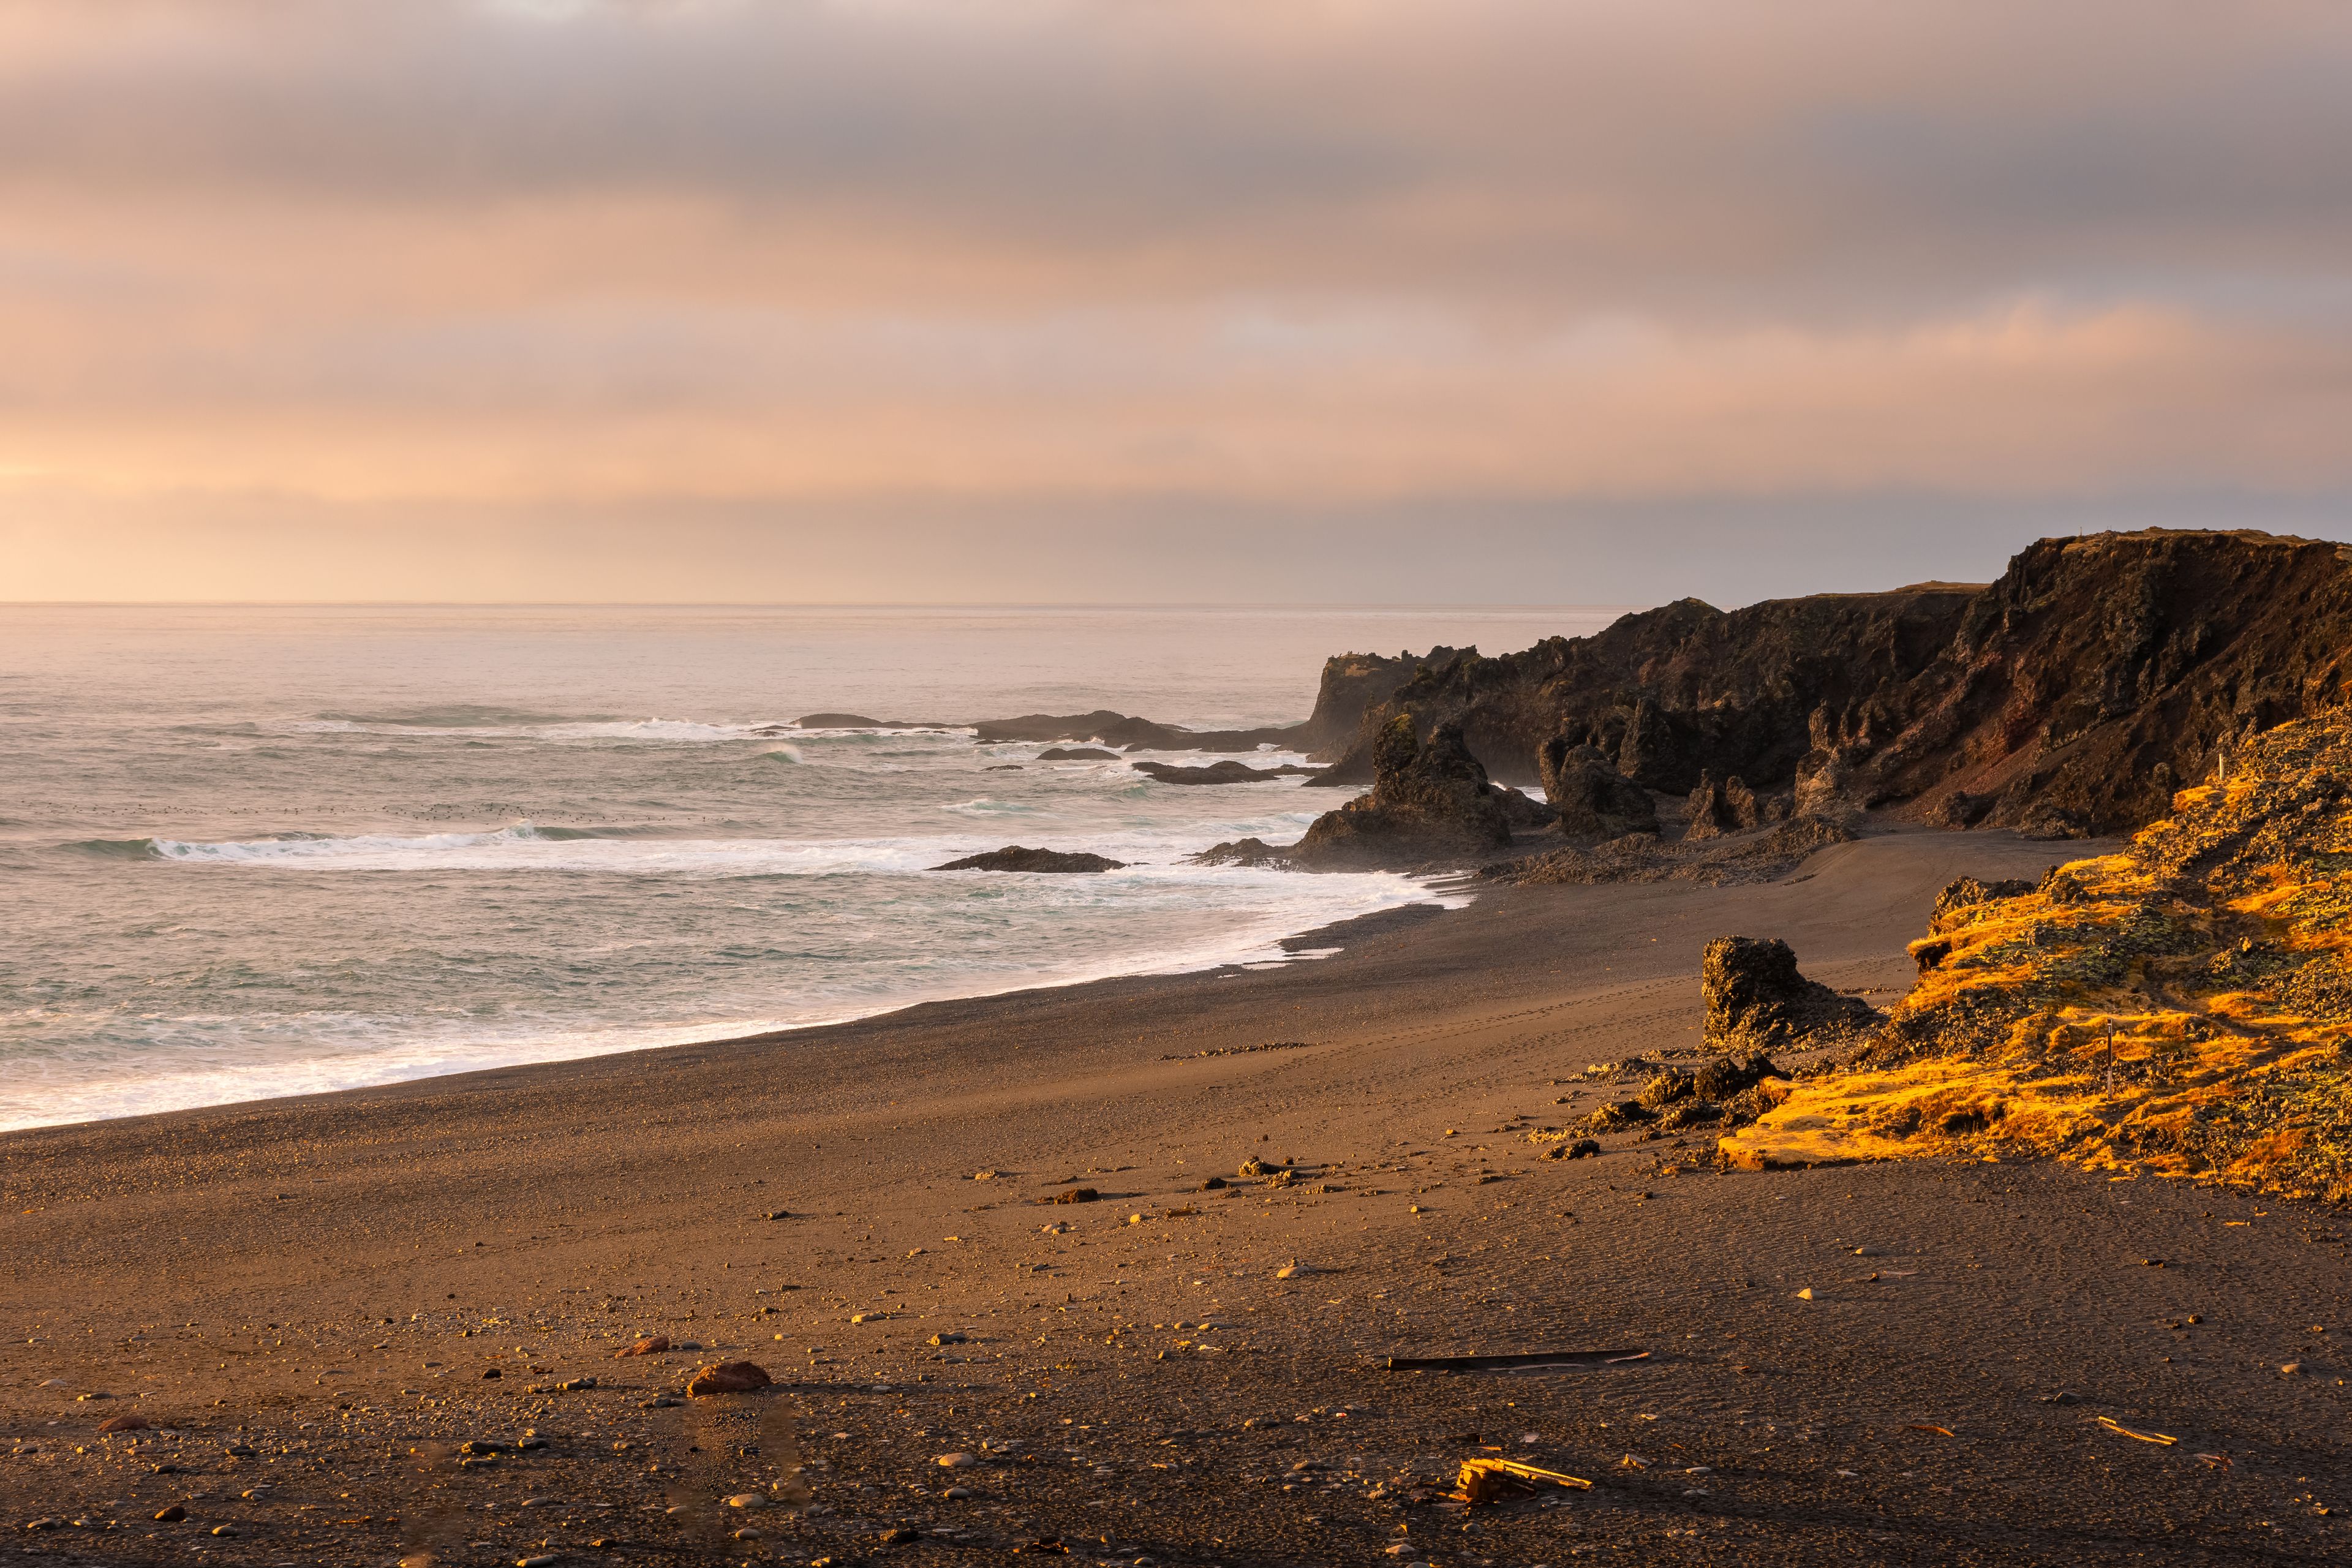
[4,0,2351,605]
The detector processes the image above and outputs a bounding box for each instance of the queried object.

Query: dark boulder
[1701,935,1882,1052]
[1291,717,1513,867]
[1929,875,2038,932]
[1537,741,1659,840]
[1692,1052,1784,1101]
[1491,783,1558,829]
[932,846,1128,873]
[1038,746,1120,760]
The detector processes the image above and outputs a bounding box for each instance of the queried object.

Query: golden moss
[1720,709,2352,1202]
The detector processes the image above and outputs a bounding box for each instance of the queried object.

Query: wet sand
[4,827,2348,1566]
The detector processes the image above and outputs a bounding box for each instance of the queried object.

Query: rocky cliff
[1317,530,2352,838]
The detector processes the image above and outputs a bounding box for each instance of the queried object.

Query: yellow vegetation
[1719,710,2352,1201]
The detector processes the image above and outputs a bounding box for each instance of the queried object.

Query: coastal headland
[8,528,2352,1564]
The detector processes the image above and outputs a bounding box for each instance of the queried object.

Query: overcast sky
[5,0,2351,604]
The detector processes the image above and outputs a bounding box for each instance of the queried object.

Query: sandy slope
[3,827,2348,1566]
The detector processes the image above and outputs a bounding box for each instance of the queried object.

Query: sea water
[0,603,1619,1130]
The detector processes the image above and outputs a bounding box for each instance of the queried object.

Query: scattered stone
[95,1414,150,1433]
[936,1452,978,1468]
[943,1485,974,1499]
[1043,1188,1099,1205]
[482,1366,502,1379]
[881,1526,924,1544]
[153,1505,185,1522]
[614,1335,670,1358]
[685,1361,774,1396]
[1637,1069,1695,1110]
[641,1396,682,1409]
[2281,1362,2303,1377]
[762,1210,793,1221]
[929,1332,970,1346]
[557,1376,597,1392]
[726,1493,767,1509]
[459,1441,510,1456]
[1199,1175,1227,1191]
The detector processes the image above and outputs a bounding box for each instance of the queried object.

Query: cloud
[2,1,2351,597]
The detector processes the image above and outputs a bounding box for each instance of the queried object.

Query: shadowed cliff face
[1849,530,2352,835]
[1314,588,1978,793]
[1319,529,2352,839]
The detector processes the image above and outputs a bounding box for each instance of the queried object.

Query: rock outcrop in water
[1290,717,1513,867]
[932,846,1128,873]
[1131,760,1320,785]
[1313,530,2352,839]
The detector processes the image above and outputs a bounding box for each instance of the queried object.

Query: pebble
[96,1414,149,1433]
[725,1493,767,1509]
[943,1486,974,1499]
[929,1332,970,1346]
[2281,1362,2302,1376]
[153,1505,186,1522]
[613,1336,669,1359]
[936,1452,978,1468]
[684,1360,774,1396]
[556,1376,597,1392]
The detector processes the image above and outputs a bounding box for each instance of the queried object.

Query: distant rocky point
[786,713,952,730]
[930,846,1128,873]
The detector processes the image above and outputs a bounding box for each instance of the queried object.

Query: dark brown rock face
[1317,587,1977,792]
[1537,741,1659,840]
[932,846,1127,873]
[1844,530,2352,835]
[1313,530,2352,837]
[1292,717,1512,866]
[1701,936,1882,1052]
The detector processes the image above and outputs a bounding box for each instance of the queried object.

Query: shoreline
[6,824,2346,1567]
[3,859,1466,1139]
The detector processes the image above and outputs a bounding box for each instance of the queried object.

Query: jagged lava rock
[1537,741,1659,840]
[1702,935,1882,1052]
[1291,717,1512,867]
[932,846,1128,873]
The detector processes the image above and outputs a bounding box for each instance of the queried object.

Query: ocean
[0,603,1618,1131]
